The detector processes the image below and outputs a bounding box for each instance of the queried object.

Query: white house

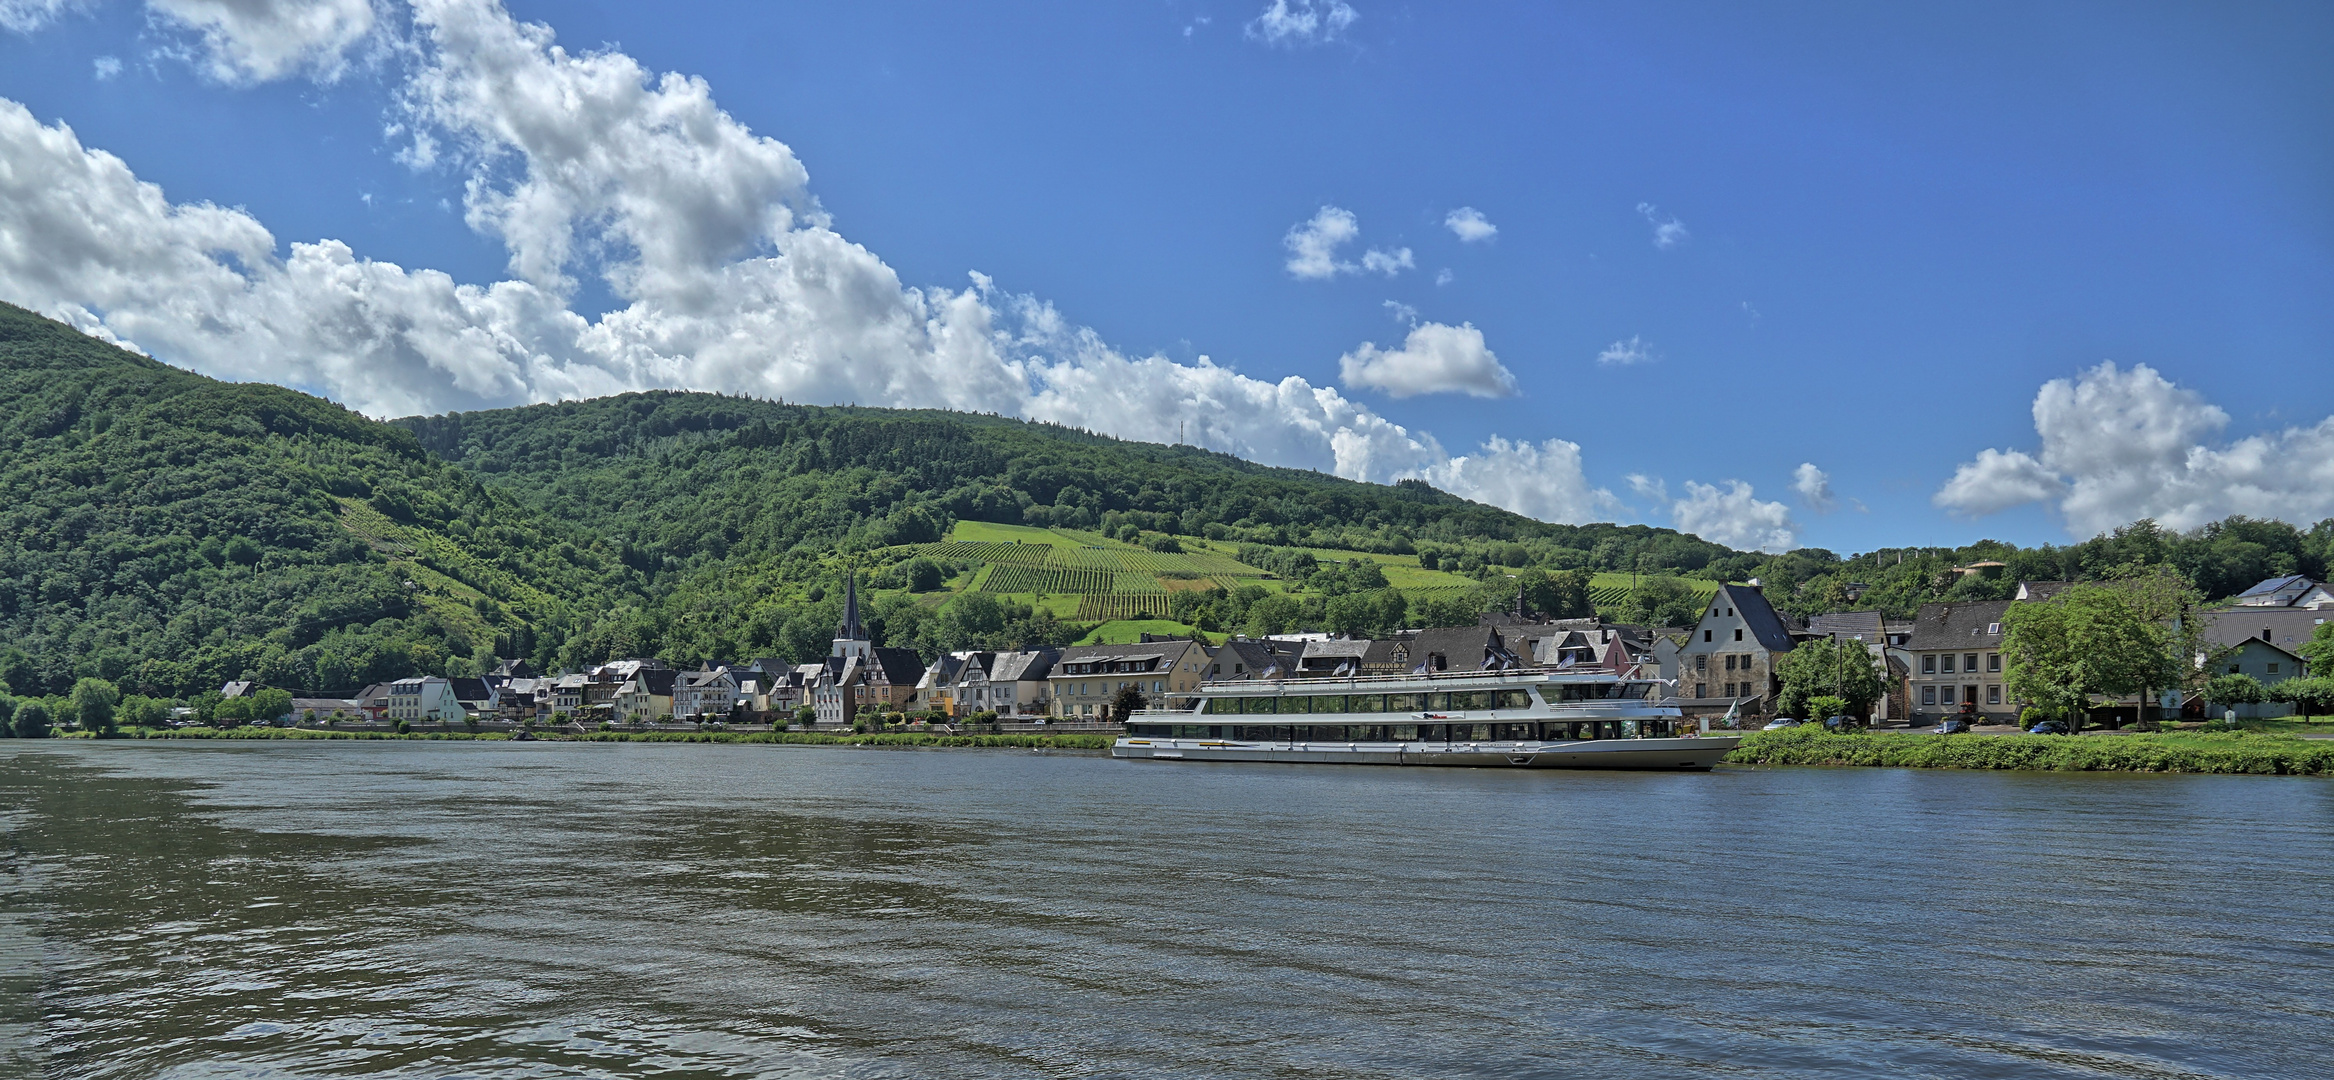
[386,676,464,723]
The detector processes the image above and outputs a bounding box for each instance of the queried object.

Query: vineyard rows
[1076,594,1175,621]
[974,565,1114,595]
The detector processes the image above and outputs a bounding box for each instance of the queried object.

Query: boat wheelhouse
[1114,668,1737,769]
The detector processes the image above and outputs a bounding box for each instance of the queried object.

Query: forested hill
[6,299,2331,702]
[0,302,636,699]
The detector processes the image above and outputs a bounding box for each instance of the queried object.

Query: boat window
[1389,724,1419,741]
[1311,695,1347,713]
[1420,724,1447,742]
[1494,689,1531,710]
[1349,694,1385,714]
[1127,724,1170,737]
[1573,722,1598,740]
[1496,722,1535,741]
[1424,692,1450,711]
[1453,723,1493,741]
[1385,693,1424,712]
[1620,720,1642,738]
[1270,696,1299,714]
[1449,691,1490,711]
[1234,725,1275,740]
[1357,725,1390,742]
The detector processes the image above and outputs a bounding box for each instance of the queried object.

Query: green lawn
[947,520,1102,548]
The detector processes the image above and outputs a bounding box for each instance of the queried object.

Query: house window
[1988,654,2001,672]
[1987,685,2001,705]
[2229,665,2240,674]
[1964,653,1978,672]
[1696,683,1707,698]
[2268,663,2280,675]
[1724,654,1737,671]
[1695,654,1707,672]
[1724,682,1737,698]
[1727,608,1734,617]
[1922,686,1937,706]
[1941,655,1955,674]
[1733,629,1743,642]
[1940,686,1956,705]
[1923,655,1937,674]
[1704,630,1713,642]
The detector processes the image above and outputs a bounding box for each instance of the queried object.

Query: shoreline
[30,727,2334,775]
[1723,727,2334,775]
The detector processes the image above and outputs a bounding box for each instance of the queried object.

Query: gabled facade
[675,667,741,718]
[1661,584,1798,716]
[613,668,679,721]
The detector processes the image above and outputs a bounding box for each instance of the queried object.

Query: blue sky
[2,0,2329,555]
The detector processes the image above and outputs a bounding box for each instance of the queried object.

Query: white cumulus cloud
[1671,480,1797,554]
[1635,201,1688,249]
[1338,321,1516,399]
[1444,207,1496,242]
[0,0,1634,528]
[1934,361,2334,535]
[149,0,378,84]
[1596,335,1655,366]
[1282,205,1408,279]
[1792,463,1835,513]
[1246,0,1356,46]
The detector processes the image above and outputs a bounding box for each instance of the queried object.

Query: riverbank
[1725,727,2334,775]
[84,727,1117,750]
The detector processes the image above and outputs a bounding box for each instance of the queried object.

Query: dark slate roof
[449,677,494,703]
[1806,611,1886,643]
[639,669,679,695]
[868,647,927,686]
[679,669,735,689]
[1401,626,1519,672]
[1715,584,1798,654]
[2198,607,2330,653]
[1903,600,2013,652]
[1209,639,1291,679]
[1059,641,1201,666]
[990,649,1058,683]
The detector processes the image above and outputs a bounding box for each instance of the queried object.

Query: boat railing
[1196,667,1639,691]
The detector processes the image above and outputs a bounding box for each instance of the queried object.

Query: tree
[2268,677,2334,719]
[2001,584,2171,728]
[1244,594,1302,637]
[248,687,294,726]
[1109,684,1148,720]
[1520,570,1593,621]
[71,678,121,735]
[2298,621,2334,678]
[794,704,817,726]
[0,695,16,737]
[1774,637,1885,719]
[119,695,170,728]
[2202,673,2265,715]
[14,699,53,739]
[2104,563,2207,722]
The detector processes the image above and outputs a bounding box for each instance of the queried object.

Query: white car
[1762,718,1804,731]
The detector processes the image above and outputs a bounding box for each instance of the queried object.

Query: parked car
[1933,718,1972,734]
[1821,715,1859,732]
[1762,718,1804,731]
[2026,720,2070,735]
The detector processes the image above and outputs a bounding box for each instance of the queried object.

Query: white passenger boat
[1114,669,1737,769]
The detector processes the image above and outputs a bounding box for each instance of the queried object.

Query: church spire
[833,564,869,658]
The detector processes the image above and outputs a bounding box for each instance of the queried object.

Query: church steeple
[832,566,870,659]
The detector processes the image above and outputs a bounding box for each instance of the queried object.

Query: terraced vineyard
[1587,573,1724,611]
[975,564,1114,594]
[1076,594,1176,621]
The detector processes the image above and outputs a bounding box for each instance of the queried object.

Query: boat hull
[1112,736,1739,770]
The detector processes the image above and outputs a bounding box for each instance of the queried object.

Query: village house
[807,574,924,725]
[612,668,679,721]
[1652,583,1799,718]
[386,676,464,723]
[674,666,741,719]
[1360,626,1524,676]
[1049,638,1212,720]
[1804,610,1907,721]
[2228,574,2334,610]
[1899,599,2017,725]
[449,677,498,719]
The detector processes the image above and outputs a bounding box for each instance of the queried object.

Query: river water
[2,742,2329,1079]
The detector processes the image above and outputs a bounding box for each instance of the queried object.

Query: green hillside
[7,299,2331,701]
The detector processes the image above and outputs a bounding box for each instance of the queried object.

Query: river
[2,741,2328,1078]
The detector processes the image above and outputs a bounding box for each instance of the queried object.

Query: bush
[1807,695,1848,719]
[394,719,410,734]
[2268,677,2334,717]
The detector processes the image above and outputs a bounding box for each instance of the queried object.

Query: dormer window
[1987,623,2000,635]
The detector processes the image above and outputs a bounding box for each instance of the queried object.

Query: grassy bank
[1726,727,2334,775]
[88,727,1114,750]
